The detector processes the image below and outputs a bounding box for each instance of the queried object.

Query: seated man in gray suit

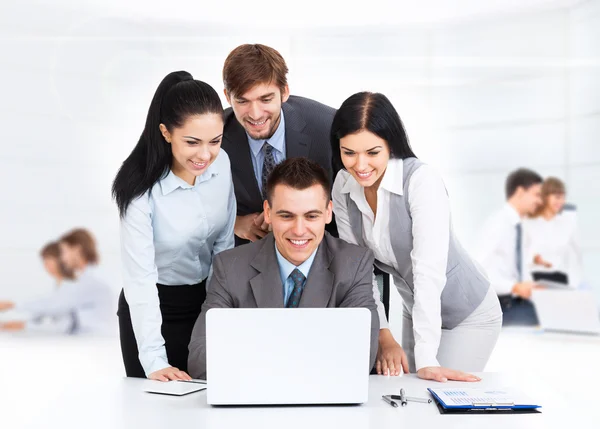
[188,158,379,379]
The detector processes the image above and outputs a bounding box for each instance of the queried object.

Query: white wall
[1,1,598,304]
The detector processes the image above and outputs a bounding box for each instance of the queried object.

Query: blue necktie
[515,223,523,282]
[286,268,306,308]
[68,310,79,334]
[261,142,276,201]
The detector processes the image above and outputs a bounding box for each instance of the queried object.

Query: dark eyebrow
[183,133,223,142]
[340,146,383,151]
[236,93,275,101]
[275,209,323,216]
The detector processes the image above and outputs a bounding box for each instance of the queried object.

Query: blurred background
[1,0,598,306]
[1,2,599,426]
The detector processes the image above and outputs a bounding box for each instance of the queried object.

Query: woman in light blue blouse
[112,71,235,381]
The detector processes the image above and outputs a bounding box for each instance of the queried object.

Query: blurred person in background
[0,241,74,330]
[523,177,582,288]
[112,71,235,382]
[477,168,544,326]
[0,231,112,333]
[331,92,502,383]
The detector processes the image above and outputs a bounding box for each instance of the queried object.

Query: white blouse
[523,213,582,288]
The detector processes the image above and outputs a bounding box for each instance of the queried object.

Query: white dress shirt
[476,203,522,296]
[333,159,450,370]
[120,149,236,376]
[19,265,113,334]
[523,213,582,288]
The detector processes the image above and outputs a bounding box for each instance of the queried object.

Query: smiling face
[339,130,391,189]
[226,82,289,140]
[160,113,224,185]
[546,192,566,215]
[264,183,332,266]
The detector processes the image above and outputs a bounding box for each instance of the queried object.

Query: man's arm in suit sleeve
[188,254,234,379]
[338,248,379,371]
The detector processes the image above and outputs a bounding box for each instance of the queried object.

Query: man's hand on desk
[375,328,409,376]
[234,213,268,242]
[512,281,543,299]
[149,366,192,382]
[417,366,481,383]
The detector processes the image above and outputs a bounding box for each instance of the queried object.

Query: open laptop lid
[205,308,372,405]
[532,290,600,335]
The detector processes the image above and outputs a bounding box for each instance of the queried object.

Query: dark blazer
[221,95,338,246]
[187,232,379,379]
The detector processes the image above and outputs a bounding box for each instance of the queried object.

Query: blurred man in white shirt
[477,168,543,326]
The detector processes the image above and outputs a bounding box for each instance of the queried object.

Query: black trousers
[498,294,539,326]
[117,281,206,378]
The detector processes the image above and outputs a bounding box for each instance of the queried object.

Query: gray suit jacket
[222,95,337,246]
[187,233,379,379]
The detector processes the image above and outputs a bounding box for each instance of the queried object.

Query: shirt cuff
[376,300,389,329]
[143,356,170,377]
[414,346,440,372]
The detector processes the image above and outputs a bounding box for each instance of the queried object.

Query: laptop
[205,308,372,405]
[531,289,600,335]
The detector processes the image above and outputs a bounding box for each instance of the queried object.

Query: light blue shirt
[247,111,286,194]
[274,243,317,306]
[120,149,236,376]
[18,266,113,334]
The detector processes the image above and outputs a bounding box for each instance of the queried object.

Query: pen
[390,395,432,404]
[381,395,399,408]
[399,388,408,407]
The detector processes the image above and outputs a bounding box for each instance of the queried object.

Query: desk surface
[2,329,599,429]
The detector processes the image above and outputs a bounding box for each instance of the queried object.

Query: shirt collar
[274,239,318,283]
[247,110,286,157]
[504,202,522,225]
[340,158,405,199]
[159,162,219,196]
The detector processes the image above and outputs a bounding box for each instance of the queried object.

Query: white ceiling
[49,0,583,28]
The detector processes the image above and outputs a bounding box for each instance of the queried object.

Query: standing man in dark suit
[187,158,379,379]
[220,43,337,245]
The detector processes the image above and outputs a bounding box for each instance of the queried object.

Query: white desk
[2,329,599,429]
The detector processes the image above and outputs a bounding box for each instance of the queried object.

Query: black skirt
[117,281,206,378]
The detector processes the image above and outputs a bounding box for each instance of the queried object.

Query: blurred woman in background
[524,177,582,288]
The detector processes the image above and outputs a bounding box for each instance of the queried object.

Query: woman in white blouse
[330,92,502,383]
[112,71,235,381]
[524,177,582,288]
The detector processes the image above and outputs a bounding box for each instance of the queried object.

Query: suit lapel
[223,117,263,204]
[249,234,284,308]
[282,102,311,159]
[298,238,334,308]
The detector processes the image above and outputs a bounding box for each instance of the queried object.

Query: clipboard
[427,387,541,414]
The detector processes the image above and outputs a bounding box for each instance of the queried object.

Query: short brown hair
[59,228,99,264]
[223,44,289,98]
[505,168,543,199]
[265,157,330,206]
[40,241,60,259]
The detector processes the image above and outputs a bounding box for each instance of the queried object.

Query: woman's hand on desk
[375,328,409,376]
[417,366,481,383]
[149,366,192,382]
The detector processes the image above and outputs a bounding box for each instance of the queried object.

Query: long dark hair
[330,92,416,172]
[112,71,223,217]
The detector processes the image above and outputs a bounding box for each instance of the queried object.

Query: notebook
[144,379,207,396]
[428,387,541,413]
